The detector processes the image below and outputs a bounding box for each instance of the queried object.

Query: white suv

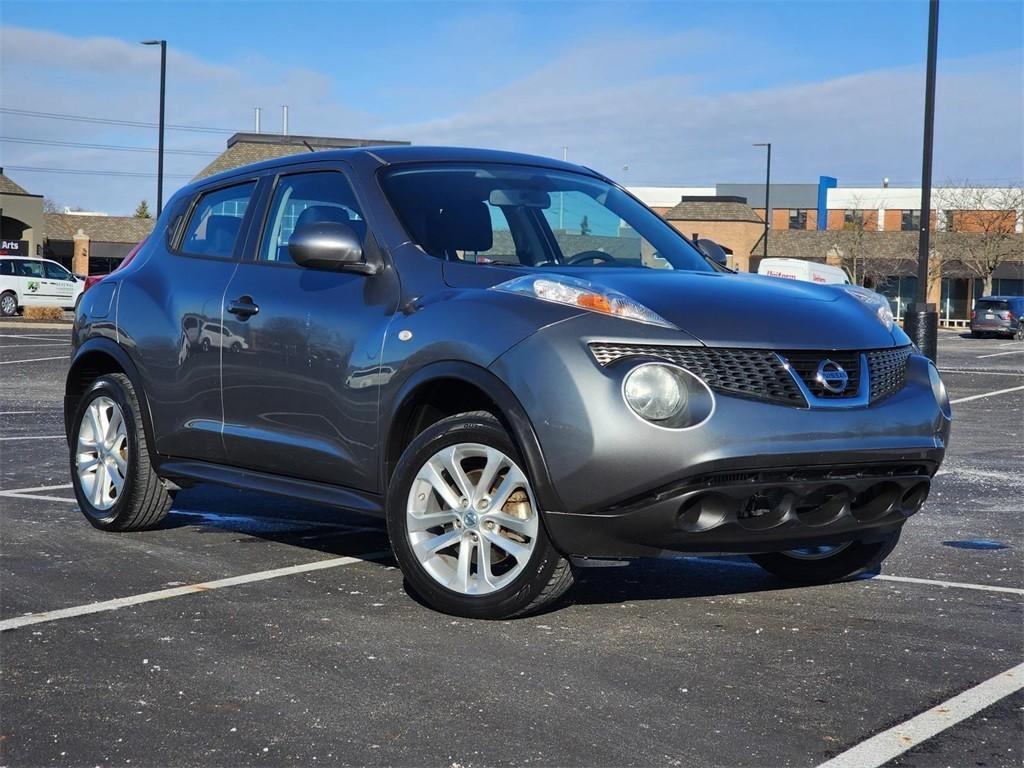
[0,256,84,316]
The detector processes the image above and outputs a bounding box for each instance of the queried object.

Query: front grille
[588,343,805,405]
[589,342,914,408]
[867,346,912,403]
[780,350,862,399]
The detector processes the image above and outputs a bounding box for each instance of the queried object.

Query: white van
[0,256,84,316]
[757,257,851,285]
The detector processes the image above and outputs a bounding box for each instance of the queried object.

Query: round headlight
[623,363,687,422]
[928,362,951,419]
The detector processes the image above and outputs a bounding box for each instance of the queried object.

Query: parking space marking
[940,369,1024,377]
[0,434,66,441]
[0,342,70,349]
[0,333,69,340]
[874,574,1024,595]
[816,662,1024,768]
[0,482,72,494]
[949,385,1024,405]
[0,410,58,415]
[977,349,1024,359]
[0,548,391,632]
[689,557,1024,596]
[0,356,67,365]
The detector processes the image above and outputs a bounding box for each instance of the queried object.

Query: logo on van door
[26,280,40,293]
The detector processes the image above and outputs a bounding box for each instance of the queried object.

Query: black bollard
[903,302,939,362]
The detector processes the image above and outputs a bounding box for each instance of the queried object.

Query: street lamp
[141,39,167,217]
[905,0,941,361]
[753,143,771,259]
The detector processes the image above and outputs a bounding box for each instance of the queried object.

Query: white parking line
[0,548,391,632]
[939,368,1024,376]
[0,410,58,415]
[0,356,66,365]
[949,385,1024,405]
[977,349,1024,359]
[0,342,70,349]
[874,574,1024,595]
[0,333,69,341]
[0,482,72,494]
[816,662,1024,768]
[689,557,1023,596]
[0,435,65,441]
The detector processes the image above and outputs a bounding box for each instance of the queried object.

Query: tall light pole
[560,146,568,231]
[905,0,940,361]
[141,40,167,217]
[753,143,771,259]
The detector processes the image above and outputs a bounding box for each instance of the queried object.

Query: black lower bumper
[544,460,937,558]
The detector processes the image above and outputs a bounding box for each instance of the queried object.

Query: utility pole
[906,0,940,361]
[141,40,167,217]
[753,143,771,259]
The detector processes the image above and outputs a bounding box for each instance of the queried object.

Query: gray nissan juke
[66,146,952,619]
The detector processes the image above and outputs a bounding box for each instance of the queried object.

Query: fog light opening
[677,494,730,533]
[737,488,792,530]
[900,482,930,515]
[795,485,850,527]
[851,482,901,522]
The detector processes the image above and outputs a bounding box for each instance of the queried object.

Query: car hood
[543,269,899,349]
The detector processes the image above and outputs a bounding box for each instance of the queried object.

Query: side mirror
[695,238,730,268]
[289,221,376,274]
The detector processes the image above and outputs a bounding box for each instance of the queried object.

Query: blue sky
[1,0,1021,213]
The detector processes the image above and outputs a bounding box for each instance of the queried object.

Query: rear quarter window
[179,181,256,259]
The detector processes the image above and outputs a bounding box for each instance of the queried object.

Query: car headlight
[843,285,894,331]
[623,363,688,421]
[492,274,676,329]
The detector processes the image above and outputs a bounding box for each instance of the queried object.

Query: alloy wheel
[406,443,539,595]
[0,294,16,316]
[76,396,129,511]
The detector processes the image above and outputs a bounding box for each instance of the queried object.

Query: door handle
[227,296,259,319]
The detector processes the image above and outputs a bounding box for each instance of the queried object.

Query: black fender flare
[383,360,564,512]
[64,338,156,457]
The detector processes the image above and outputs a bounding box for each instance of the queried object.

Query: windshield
[381,163,714,272]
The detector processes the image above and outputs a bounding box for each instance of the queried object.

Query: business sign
[0,239,28,256]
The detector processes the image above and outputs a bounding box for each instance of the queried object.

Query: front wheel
[0,291,17,317]
[386,411,573,619]
[749,529,902,585]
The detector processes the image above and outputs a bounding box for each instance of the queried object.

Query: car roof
[978,295,1022,301]
[0,256,60,262]
[193,145,600,189]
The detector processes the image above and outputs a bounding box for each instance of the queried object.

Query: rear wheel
[70,373,172,531]
[387,411,573,619]
[749,529,901,584]
[1015,323,1024,341]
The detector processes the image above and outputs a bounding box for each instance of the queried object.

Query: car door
[135,179,258,463]
[42,260,78,307]
[15,259,45,306]
[220,164,400,491]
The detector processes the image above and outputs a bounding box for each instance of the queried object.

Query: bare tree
[42,197,61,214]
[824,198,910,288]
[935,183,1024,295]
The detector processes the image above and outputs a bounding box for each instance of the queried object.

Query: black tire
[749,529,902,585]
[970,330,980,338]
[1015,323,1024,342]
[0,290,18,317]
[386,411,574,619]
[69,373,172,532]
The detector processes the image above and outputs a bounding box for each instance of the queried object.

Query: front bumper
[542,457,935,557]
[491,314,950,557]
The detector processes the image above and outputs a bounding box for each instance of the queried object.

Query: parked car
[80,239,148,297]
[66,147,951,618]
[0,255,84,316]
[970,296,1024,339]
[758,257,851,285]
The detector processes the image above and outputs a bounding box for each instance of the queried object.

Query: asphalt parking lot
[1,325,1021,767]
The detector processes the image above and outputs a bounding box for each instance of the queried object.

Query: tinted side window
[17,260,43,278]
[0,260,12,276]
[259,171,364,265]
[181,182,256,259]
[44,262,72,280]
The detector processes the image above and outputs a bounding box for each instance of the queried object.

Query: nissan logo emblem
[815,359,849,394]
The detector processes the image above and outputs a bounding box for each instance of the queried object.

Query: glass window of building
[901,210,921,231]
[788,209,808,230]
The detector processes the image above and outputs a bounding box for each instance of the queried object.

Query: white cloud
[1,23,1020,214]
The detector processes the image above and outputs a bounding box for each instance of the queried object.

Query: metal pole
[560,146,567,231]
[905,0,940,360]
[753,143,771,259]
[157,41,166,217]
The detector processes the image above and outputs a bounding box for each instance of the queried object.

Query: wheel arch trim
[383,361,564,512]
